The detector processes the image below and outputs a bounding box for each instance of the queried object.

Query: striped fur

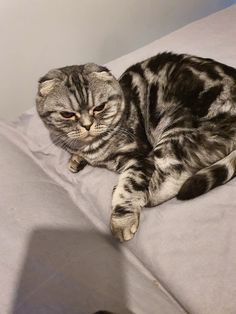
[178,149,236,200]
[36,53,236,242]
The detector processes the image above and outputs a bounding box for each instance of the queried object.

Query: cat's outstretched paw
[110,211,140,242]
[68,154,87,173]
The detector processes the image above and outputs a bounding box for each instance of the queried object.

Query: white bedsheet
[1,5,236,314]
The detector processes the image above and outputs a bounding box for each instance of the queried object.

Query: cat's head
[36,63,124,151]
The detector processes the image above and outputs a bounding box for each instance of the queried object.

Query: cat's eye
[60,111,75,119]
[93,103,106,112]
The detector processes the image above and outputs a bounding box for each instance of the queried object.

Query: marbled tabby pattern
[36,52,236,242]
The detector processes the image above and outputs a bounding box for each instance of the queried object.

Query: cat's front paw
[110,211,140,242]
[68,154,87,173]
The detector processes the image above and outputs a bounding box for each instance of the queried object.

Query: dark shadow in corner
[11,228,132,314]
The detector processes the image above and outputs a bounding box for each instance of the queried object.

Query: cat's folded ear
[83,63,110,75]
[83,63,114,82]
[38,69,65,97]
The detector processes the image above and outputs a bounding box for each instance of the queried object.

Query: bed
[1,5,236,314]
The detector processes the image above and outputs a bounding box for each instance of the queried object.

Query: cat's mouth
[74,132,99,143]
[68,130,93,140]
[67,127,107,142]
[83,134,95,141]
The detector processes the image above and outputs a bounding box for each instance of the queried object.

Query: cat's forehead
[43,64,121,110]
[70,71,118,100]
[61,74,111,110]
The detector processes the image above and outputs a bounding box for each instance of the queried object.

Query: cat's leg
[111,158,154,242]
[110,156,191,241]
[110,141,197,241]
[147,155,191,206]
[68,154,87,173]
[147,130,233,206]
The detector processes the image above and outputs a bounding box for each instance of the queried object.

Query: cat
[36,52,236,242]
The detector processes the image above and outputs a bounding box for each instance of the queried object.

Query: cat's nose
[79,114,93,131]
[83,123,92,131]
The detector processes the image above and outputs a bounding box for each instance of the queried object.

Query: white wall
[0,0,234,120]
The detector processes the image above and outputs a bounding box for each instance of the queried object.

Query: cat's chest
[82,141,139,172]
[82,152,118,172]
[79,142,117,170]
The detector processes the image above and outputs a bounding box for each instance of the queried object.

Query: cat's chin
[83,134,96,142]
[83,131,107,142]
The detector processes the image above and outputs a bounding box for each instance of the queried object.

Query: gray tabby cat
[36,52,236,242]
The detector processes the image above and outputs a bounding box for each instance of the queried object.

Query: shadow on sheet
[11,228,131,314]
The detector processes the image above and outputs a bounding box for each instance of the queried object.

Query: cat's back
[119,52,236,120]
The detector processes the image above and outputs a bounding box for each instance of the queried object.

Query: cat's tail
[177,150,236,200]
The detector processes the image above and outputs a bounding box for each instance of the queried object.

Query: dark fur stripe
[128,62,144,77]
[113,206,133,216]
[148,83,160,128]
[177,164,229,200]
[128,177,146,191]
[211,165,228,188]
[177,174,208,200]
[198,85,223,117]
